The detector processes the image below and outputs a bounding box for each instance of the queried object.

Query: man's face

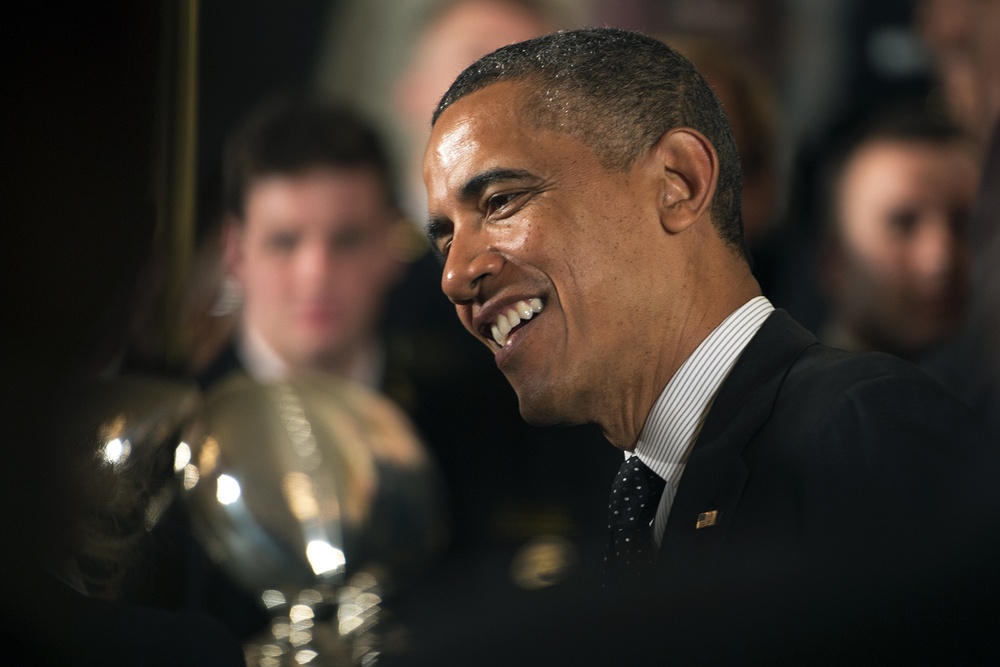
[424,82,666,426]
[829,139,976,357]
[229,168,398,369]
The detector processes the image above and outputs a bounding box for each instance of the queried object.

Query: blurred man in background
[206,97,404,389]
[129,98,413,641]
[818,109,977,361]
[916,0,1000,436]
[917,0,1000,153]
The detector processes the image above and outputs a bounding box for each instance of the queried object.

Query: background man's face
[230,167,398,369]
[424,82,666,426]
[397,0,551,137]
[829,139,976,356]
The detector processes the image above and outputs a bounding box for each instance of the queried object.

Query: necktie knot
[605,456,667,586]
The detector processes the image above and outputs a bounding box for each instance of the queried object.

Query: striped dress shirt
[630,296,775,546]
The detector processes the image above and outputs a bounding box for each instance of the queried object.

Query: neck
[600,254,760,450]
[307,340,382,388]
[239,326,382,388]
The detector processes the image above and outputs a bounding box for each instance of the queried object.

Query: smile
[489,298,543,347]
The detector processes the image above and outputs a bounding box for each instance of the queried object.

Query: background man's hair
[223,95,396,219]
[432,27,746,256]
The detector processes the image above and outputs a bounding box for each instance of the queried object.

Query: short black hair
[223,95,396,219]
[432,27,746,256]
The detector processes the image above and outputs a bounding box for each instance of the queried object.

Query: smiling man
[420,28,1000,659]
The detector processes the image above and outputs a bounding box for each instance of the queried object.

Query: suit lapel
[657,311,817,571]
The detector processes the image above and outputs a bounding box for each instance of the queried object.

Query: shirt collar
[237,325,289,382]
[632,296,775,485]
[236,326,385,389]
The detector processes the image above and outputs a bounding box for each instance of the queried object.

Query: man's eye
[331,227,369,252]
[486,192,519,216]
[268,233,298,251]
[436,238,452,260]
[887,210,919,237]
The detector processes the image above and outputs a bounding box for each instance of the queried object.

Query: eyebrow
[459,167,536,200]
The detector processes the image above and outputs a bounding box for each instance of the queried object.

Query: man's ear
[222,214,245,279]
[651,128,718,234]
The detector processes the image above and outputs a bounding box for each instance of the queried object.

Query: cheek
[846,224,907,277]
[242,257,291,303]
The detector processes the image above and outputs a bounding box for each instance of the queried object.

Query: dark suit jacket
[654,309,1000,662]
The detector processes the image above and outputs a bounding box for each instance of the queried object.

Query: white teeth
[489,298,544,347]
[497,313,512,336]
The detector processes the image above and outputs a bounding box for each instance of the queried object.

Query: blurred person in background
[205,96,405,390]
[916,0,1000,436]
[916,0,1000,153]
[818,107,977,361]
[127,96,410,641]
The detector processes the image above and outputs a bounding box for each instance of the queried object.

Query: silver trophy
[176,372,445,666]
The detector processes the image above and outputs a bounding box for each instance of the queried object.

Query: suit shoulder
[769,344,996,461]
[785,345,930,394]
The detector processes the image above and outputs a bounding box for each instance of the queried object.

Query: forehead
[427,82,531,159]
[240,168,392,239]
[841,139,976,199]
[424,81,596,192]
[246,167,387,211]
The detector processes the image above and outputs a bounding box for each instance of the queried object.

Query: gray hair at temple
[432,27,746,257]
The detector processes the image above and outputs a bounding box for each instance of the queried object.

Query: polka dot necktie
[604,456,667,586]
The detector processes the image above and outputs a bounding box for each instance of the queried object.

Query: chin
[515,388,580,428]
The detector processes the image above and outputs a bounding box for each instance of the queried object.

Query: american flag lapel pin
[695,510,719,529]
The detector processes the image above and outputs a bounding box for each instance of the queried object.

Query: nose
[913,218,961,281]
[441,228,503,304]
[298,241,334,287]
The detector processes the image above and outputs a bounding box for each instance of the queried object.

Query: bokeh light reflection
[216,474,241,505]
[173,441,192,472]
[102,437,131,464]
[305,540,345,576]
[261,589,286,609]
[182,463,199,490]
[294,649,318,664]
[289,628,313,647]
[271,620,291,640]
[298,589,323,606]
[289,604,314,624]
[198,435,220,474]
